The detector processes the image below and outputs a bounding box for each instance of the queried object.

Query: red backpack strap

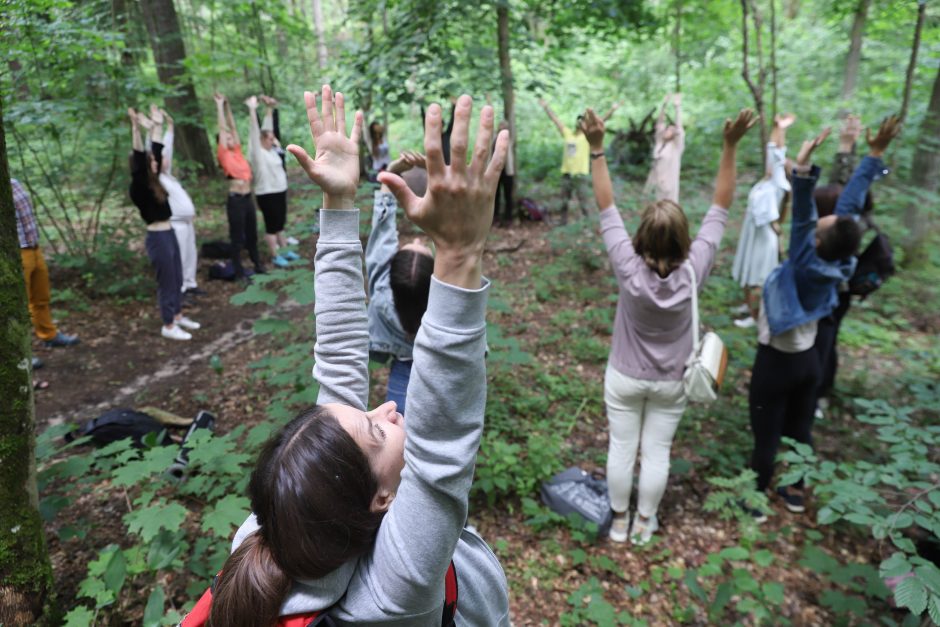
[441,560,458,626]
[179,583,215,627]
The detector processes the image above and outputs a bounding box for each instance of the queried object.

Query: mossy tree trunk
[0,97,53,624]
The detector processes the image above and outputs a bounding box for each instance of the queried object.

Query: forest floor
[33,170,939,625]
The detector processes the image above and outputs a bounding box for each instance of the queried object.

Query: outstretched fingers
[349,110,364,145]
[287,144,317,181]
[470,103,495,178]
[424,103,445,178]
[321,85,335,133]
[485,129,510,184]
[304,91,324,140]
[377,171,420,214]
[449,95,473,173]
[335,92,347,138]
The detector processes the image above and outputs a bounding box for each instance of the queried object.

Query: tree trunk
[0,98,53,627]
[674,0,682,93]
[904,62,940,267]
[770,0,778,118]
[139,0,217,175]
[900,0,927,123]
[312,0,328,70]
[741,0,768,169]
[785,0,800,19]
[497,3,516,203]
[841,0,871,101]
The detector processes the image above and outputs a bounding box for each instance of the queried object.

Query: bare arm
[673,94,682,130]
[713,109,758,209]
[245,96,261,158]
[225,100,240,145]
[582,108,613,209]
[601,101,621,122]
[128,108,142,152]
[149,104,164,145]
[538,99,566,136]
[214,94,228,141]
[656,95,670,125]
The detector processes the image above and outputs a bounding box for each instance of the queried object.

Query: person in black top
[128,106,201,341]
[421,98,456,165]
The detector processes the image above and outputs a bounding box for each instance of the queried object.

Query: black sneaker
[739,500,768,524]
[776,486,806,513]
[185,287,208,296]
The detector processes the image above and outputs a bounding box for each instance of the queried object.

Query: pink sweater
[599,204,728,381]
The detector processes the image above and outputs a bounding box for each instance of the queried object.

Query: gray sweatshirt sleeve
[365,191,400,298]
[313,209,370,410]
[358,275,490,615]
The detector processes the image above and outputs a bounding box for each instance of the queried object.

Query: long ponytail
[209,532,290,627]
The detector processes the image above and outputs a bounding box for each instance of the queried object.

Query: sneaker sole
[609,529,628,543]
[783,502,806,513]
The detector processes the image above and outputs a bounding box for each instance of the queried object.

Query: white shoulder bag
[682,262,728,403]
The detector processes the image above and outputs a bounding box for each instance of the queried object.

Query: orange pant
[20,247,58,341]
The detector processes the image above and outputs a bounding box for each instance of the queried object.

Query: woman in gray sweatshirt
[201,88,511,627]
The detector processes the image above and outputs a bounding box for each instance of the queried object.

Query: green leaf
[881,553,913,579]
[928,595,940,626]
[202,494,250,537]
[753,549,774,567]
[148,528,184,570]
[719,546,749,561]
[253,317,293,334]
[230,282,278,305]
[762,582,785,605]
[62,606,95,627]
[817,507,841,525]
[103,549,127,596]
[894,575,928,615]
[39,494,70,522]
[143,585,165,627]
[125,501,189,542]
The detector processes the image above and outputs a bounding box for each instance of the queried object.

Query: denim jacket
[762,161,868,337]
[367,190,414,362]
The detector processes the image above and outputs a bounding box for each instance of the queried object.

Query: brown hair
[209,406,384,627]
[633,199,691,278]
[389,249,434,336]
[817,216,862,262]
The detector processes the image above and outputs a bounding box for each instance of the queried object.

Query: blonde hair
[633,199,691,278]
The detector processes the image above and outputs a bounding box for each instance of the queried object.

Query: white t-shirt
[757,300,818,353]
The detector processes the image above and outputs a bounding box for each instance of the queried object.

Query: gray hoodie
[232,208,510,625]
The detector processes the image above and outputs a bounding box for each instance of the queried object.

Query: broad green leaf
[202,494,250,537]
[894,575,928,615]
[125,501,189,542]
[62,606,96,627]
[142,585,165,627]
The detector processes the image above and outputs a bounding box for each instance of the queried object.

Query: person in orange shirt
[215,92,264,279]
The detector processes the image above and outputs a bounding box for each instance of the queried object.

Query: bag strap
[684,261,701,351]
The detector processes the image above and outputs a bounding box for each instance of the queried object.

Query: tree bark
[674,0,682,93]
[0,98,53,627]
[312,0,328,70]
[497,2,516,202]
[900,0,927,124]
[841,0,871,101]
[904,62,940,267]
[741,0,768,169]
[139,0,217,175]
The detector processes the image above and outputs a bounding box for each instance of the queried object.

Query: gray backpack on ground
[540,467,613,539]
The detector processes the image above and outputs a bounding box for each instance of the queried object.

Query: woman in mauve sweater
[581,106,756,545]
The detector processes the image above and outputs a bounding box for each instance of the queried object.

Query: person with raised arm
[643,93,685,203]
[539,98,619,225]
[156,107,203,297]
[215,92,264,280]
[583,105,757,545]
[181,87,511,626]
[127,107,200,340]
[366,150,434,414]
[745,115,900,521]
[246,95,296,268]
[730,113,795,328]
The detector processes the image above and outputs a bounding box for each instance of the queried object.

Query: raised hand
[866,114,902,157]
[149,104,164,125]
[160,108,173,127]
[774,113,796,129]
[581,108,606,150]
[245,95,258,110]
[378,95,508,288]
[672,93,682,106]
[723,109,758,146]
[128,107,138,124]
[796,127,832,166]
[387,150,426,175]
[260,95,278,107]
[213,92,226,107]
[839,114,862,150]
[287,85,363,209]
[135,112,154,130]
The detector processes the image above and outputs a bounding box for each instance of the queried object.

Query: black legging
[815,291,852,401]
[494,174,514,224]
[226,192,262,277]
[749,343,822,492]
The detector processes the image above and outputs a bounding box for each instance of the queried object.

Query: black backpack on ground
[65,408,174,448]
[201,240,233,260]
[849,229,894,299]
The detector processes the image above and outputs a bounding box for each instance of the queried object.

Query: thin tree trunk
[741,0,768,168]
[770,0,778,118]
[900,0,927,124]
[841,0,871,101]
[904,62,940,267]
[497,2,516,203]
[786,0,800,19]
[0,97,53,627]
[139,0,217,175]
[674,0,682,93]
[312,0,328,70]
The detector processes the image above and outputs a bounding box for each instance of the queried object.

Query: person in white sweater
[246,95,297,268]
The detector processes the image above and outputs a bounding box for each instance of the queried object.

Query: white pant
[604,365,687,518]
[170,217,198,290]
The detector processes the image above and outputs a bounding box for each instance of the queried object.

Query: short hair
[389,249,434,336]
[814,184,874,219]
[817,216,863,261]
[633,199,691,278]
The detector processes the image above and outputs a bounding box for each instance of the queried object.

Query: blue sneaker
[273,255,289,268]
[283,250,300,261]
[44,332,80,348]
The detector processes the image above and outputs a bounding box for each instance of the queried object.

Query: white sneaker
[162,324,192,341]
[734,316,756,329]
[286,236,300,246]
[609,514,629,543]
[630,514,659,545]
[731,303,750,315]
[177,316,201,330]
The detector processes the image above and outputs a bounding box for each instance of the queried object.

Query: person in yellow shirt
[540,98,620,225]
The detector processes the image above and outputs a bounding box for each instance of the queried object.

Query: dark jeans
[386,358,413,415]
[494,174,514,224]
[226,193,262,277]
[145,229,183,325]
[815,291,852,401]
[749,343,822,492]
